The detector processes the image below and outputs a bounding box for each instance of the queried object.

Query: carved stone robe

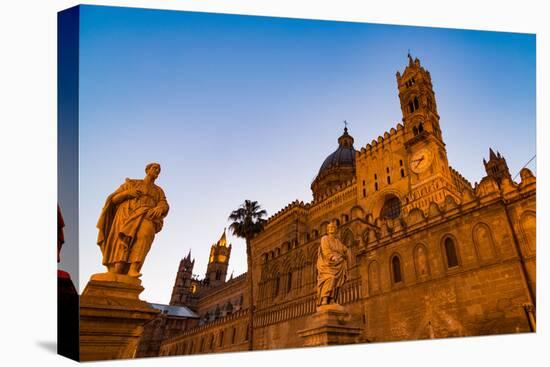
[97,178,169,266]
[316,234,348,305]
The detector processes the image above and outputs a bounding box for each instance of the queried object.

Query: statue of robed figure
[316,222,348,306]
[96,162,169,278]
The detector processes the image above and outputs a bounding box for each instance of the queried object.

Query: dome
[311,127,357,200]
[318,127,357,175]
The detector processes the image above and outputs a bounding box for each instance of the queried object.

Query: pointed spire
[408,51,414,66]
[217,228,227,247]
[489,148,497,160]
[186,248,192,260]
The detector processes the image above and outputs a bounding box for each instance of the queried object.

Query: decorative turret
[205,229,232,287]
[169,249,195,305]
[483,148,512,186]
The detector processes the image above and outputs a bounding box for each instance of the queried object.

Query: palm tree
[228,200,267,351]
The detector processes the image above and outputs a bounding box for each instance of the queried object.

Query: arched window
[219,331,224,347]
[380,194,401,219]
[216,270,222,280]
[444,237,459,268]
[231,327,237,344]
[418,122,424,133]
[374,182,379,191]
[391,255,403,283]
[286,271,293,293]
[409,101,414,113]
[400,169,405,178]
[414,96,420,110]
[413,126,418,136]
[273,273,280,297]
[387,176,391,184]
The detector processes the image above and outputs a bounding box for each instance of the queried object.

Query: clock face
[410,148,434,173]
[218,254,228,263]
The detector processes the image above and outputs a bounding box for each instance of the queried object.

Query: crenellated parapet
[264,200,308,229]
[449,166,473,193]
[363,169,536,248]
[356,123,405,162]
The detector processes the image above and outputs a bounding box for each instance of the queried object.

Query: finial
[343,120,349,133]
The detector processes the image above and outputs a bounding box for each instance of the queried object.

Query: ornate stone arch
[320,220,330,235]
[519,210,536,253]
[341,228,355,247]
[472,222,497,262]
[294,250,306,268]
[351,205,365,220]
[341,228,356,266]
[281,256,293,273]
[405,207,426,227]
[368,260,381,295]
[368,188,405,220]
[293,250,306,290]
[413,243,430,278]
[306,243,319,286]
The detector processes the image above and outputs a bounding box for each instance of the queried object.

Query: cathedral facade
[138,55,536,357]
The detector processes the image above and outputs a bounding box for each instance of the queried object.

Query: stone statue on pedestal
[96,162,169,278]
[80,163,167,361]
[317,222,348,306]
[299,224,359,346]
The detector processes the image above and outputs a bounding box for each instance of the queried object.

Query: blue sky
[59,5,535,303]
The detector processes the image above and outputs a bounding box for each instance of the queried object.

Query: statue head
[145,162,161,179]
[327,222,337,235]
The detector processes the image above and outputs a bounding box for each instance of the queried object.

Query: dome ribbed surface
[316,127,357,177]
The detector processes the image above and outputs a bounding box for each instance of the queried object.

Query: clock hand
[414,156,425,168]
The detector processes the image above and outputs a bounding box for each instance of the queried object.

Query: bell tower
[395,54,462,213]
[205,229,232,287]
[170,249,195,305]
[396,53,443,144]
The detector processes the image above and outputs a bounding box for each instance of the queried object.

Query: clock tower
[396,54,461,212]
[205,229,232,287]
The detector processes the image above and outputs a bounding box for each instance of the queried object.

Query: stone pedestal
[298,304,362,347]
[79,273,160,361]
